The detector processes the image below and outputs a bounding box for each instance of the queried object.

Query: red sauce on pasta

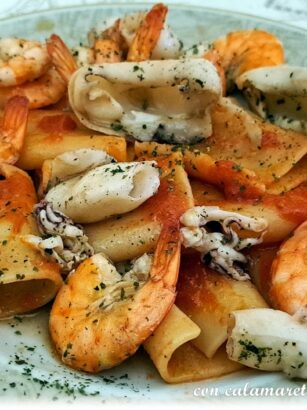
[38,114,77,134]
[140,154,193,228]
[262,185,307,225]
[211,160,264,200]
[176,253,229,311]
[0,171,37,233]
[261,131,281,148]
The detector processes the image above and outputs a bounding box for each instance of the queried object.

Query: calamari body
[45,160,160,223]
[68,59,221,144]
[227,308,307,379]
[237,65,307,135]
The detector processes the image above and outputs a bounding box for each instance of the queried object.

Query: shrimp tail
[0,96,29,164]
[127,3,168,61]
[47,34,78,83]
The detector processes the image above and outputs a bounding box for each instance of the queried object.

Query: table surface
[1,0,307,30]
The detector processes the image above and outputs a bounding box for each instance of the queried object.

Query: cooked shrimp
[49,153,193,372]
[0,38,50,87]
[50,226,180,372]
[127,3,168,61]
[47,34,78,84]
[270,220,307,323]
[94,38,122,63]
[0,96,29,164]
[0,67,66,109]
[212,30,284,90]
[94,18,125,63]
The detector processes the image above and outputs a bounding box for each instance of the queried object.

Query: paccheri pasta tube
[143,305,242,383]
[16,110,127,170]
[0,163,63,318]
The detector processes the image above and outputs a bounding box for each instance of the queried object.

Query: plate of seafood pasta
[0,2,306,403]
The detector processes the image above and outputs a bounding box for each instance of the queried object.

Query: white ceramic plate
[0,3,306,403]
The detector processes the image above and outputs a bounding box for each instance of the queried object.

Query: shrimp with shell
[126,3,168,61]
[92,19,125,63]
[0,96,29,164]
[0,38,50,87]
[212,30,284,90]
[49,153,194,372]
[47,31,122,85]
[0,67,66,109]
[269,220,307,324]
[99,3,182,62]
[47,34,78,84]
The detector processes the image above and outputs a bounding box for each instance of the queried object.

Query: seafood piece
[0,67,66,109]
[212,30,284,90]
[116,4,182,61]
[0,96,29,164]
[127,3,168,61]
[183,43,210,58]
[189,178,304,244]
[47,34,78,84]
[270,220,307,323]
[0,38,50,87]
[94,38,122,63]
[48,32,120,82]
[237,65,307,135]
[68,59,221,143]
[39,148,115,194]
[72,46,95,66]
[93,19,125,63]
[83,151,193,262]
[204,50,226,96]
[0,163,62,318]
[180,206,267,280]
[45,160,160,223]
[88,18,127,63]
[227,309,307,379]
[184,45,226,95]
[50,231,175,372]
[24,202,94,273]
[49,152,193,372]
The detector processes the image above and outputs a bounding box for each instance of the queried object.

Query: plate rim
[0,1,307,37]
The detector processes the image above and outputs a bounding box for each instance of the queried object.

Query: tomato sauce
[0,171,37,233]
[140,154,192,228]
[38,114,77,137]
[261,131,281,148]
[263,184,307,225]
[211,160,264,201]
[176,253,229,311]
